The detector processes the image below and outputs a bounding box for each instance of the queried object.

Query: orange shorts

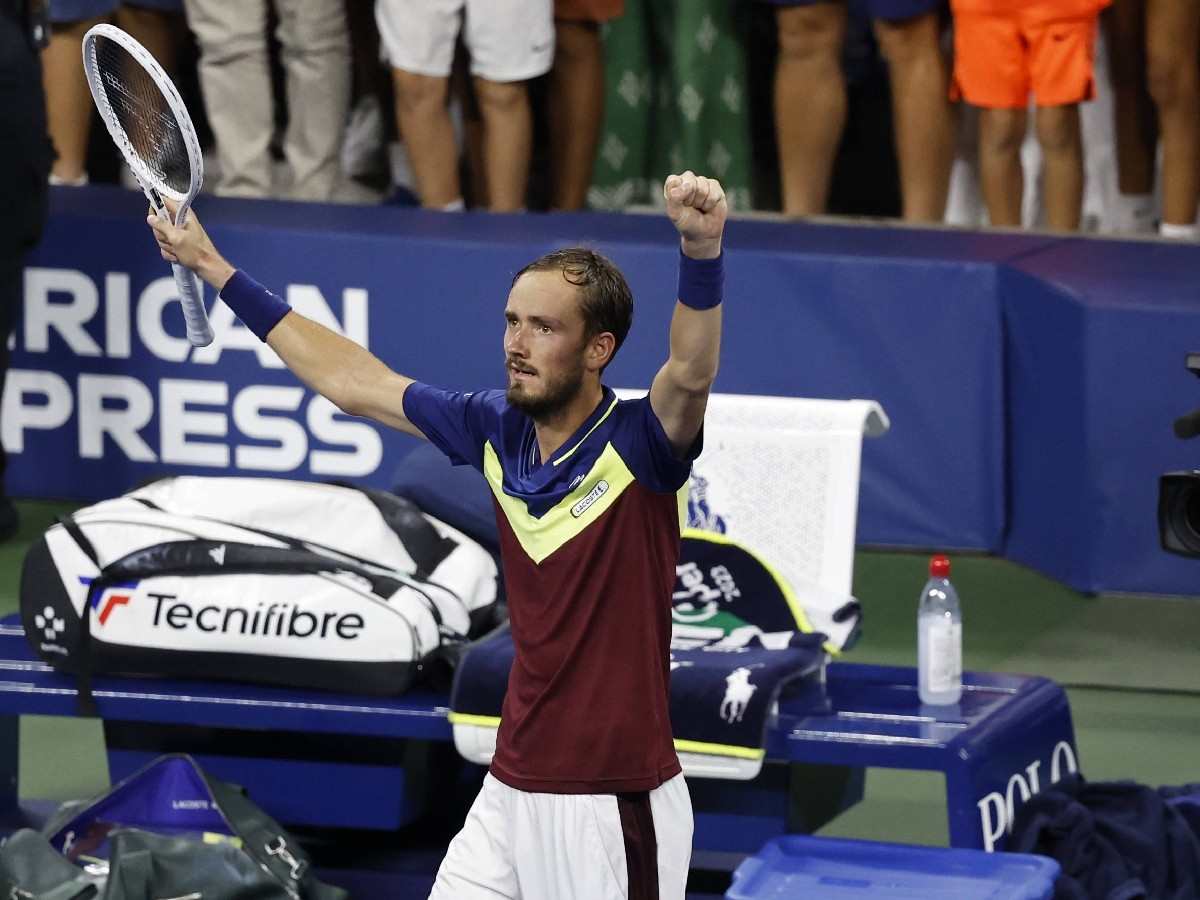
[554,0,623,22]
[951,12,1099,108]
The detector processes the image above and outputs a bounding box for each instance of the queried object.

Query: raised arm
[649,171,727,456]
[147,205,424,437]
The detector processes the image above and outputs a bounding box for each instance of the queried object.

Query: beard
[506,360,586,420]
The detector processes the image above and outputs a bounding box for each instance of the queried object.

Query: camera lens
[1168,481,1200,554]
[1185,492,1200,540]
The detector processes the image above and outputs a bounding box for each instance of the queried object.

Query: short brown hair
[513,248,633,369]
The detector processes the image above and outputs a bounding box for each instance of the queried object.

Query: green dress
[587,0,755,212]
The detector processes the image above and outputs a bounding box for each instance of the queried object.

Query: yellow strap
[449,717,765,762]
[673,738,765,761]
[448,712,502,728]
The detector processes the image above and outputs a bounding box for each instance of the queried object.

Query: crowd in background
[24,0,1200,238]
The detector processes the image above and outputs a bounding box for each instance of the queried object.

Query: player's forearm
[214,267,374,415]
[266,312,405,418]
[193,248,237,294]
[666,303,722,393]
[666,248,723,391]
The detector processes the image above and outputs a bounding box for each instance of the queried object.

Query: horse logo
[720,666,757,723]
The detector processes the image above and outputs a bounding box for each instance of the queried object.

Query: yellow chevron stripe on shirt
[551,395,619,467]
[483,440,636,564]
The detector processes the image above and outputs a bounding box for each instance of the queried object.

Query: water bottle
[917,554,962,705]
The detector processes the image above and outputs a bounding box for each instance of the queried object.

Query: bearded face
[503,270,598,422]
[506,352,587,419]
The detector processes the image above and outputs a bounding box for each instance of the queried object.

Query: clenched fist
[664,171,727,260]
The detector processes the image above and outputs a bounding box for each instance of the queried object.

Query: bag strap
[203,776,347,900]
[54,516,102,717]
[130,493,467,644]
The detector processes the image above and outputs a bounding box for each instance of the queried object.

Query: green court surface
[4,500,1199,849]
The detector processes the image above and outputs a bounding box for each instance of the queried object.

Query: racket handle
[171,262,214,347]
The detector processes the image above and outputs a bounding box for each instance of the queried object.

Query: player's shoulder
[612,390,651,416]
[613,390,659,423]
[607,391,663,450]
[467,388,508,411]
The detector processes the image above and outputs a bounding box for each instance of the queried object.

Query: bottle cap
[930,555,950,577]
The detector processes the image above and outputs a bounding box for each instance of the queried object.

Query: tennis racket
[82,23,213,347]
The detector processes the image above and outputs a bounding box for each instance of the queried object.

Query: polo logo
[720,666,757,723]
[571,480,609,518]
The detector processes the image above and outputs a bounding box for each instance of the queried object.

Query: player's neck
[532,381,605,465]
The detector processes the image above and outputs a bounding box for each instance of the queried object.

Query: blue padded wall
[11,188,1013,553]
[11,186,1200,595]
[1003,240,1200,594]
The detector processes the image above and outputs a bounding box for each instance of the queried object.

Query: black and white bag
[20,477,499,702]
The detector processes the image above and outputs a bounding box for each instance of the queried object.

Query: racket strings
[93,36,192,196]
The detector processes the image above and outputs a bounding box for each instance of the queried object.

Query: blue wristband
[677,250,724,310]
[219,270,291,341]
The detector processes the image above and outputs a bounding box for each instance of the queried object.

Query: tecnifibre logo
[149,595,364,640]
[78,579,363,640]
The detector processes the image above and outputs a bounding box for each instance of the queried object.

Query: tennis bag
[0,753,346,899]
[20,477,498,701]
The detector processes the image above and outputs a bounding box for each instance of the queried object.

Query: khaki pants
[184,0,350,200]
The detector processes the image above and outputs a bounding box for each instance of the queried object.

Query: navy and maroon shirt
[403,383,697,793]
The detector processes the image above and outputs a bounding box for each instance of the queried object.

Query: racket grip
[171,262,214,347]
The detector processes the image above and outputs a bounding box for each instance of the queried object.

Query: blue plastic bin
[726,835,1059,899]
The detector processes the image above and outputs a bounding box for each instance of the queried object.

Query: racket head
[81,23,203,223]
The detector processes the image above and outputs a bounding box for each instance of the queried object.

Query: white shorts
[429,772,693,900]
[375,0,554,83]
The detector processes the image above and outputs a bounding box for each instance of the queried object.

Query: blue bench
[0,619,1076,860]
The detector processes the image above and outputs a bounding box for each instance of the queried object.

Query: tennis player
[149,170,726,899]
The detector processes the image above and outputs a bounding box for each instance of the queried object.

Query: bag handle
[202,776,347,900]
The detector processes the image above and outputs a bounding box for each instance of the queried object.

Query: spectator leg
[1145,0,1200,227]
[978,106,1027,227]
[1104,0,1157,197]
[473,76,532,212]
[874,13,953,222]
[40,17,103,184]
[392,69,461,208]
[116,4,178,73]
[1036,103,1084,231]
[548,19,605,211]
[184,0,273,197]
[453,54,489,209]
[276,0,352,201]
[773,3,847,216]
